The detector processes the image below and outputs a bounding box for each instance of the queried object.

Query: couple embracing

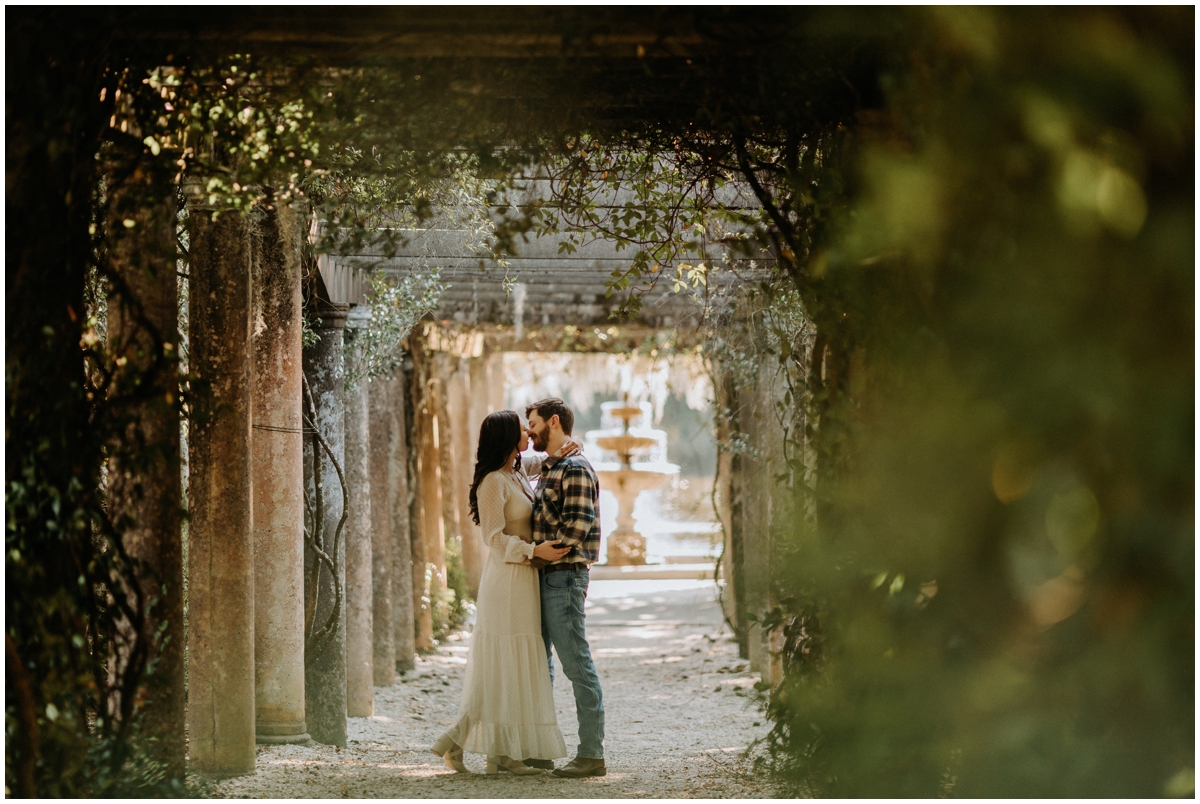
[430,398,606,777]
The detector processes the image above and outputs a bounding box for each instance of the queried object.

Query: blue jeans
[540,567,605,759]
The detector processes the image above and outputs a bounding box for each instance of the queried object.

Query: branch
[732,128,805,287]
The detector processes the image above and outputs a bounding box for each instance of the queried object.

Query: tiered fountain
[587,395,679,565]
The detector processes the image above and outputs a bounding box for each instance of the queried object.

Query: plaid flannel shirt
[529,453,601,565]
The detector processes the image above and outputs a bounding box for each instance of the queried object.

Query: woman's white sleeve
[477,473,535,564]
[520,453,544,478]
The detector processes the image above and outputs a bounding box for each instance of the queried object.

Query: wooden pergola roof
[323,225,766,331]
[321,177,771,330]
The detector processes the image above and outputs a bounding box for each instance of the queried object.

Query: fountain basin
[594,434,659,454]
[593,462,679,566]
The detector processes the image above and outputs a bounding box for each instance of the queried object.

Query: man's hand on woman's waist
[532,540,571,562]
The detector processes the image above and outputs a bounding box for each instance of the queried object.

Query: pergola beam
[107,8,828,60]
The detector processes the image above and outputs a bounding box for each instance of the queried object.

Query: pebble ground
[213,581,780,798]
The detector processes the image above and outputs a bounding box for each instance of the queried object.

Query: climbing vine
[300,375,350,667]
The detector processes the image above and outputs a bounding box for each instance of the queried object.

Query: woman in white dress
[431,410,573,775]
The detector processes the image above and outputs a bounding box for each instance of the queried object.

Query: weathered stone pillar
[187,202,256,776]
[387,371,416,671]
[715,412,738,638]
[250,199,309,745]
[466,357,492,596]
[343,311,374,717]
[409,349,435,651]
[433,362,464,605]
[421,379,448,595]
[105,148,184,775]
[488,353,507,417]
[368,378,396,686]
[716,359,751,662]
[411,480,435,651]
[303,301,349,747]
[735,355,778,674]
[446,359,482,597]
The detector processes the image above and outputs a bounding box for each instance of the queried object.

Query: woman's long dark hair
[468,410,523,525]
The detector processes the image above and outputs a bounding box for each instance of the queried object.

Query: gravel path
[214,580,779,798]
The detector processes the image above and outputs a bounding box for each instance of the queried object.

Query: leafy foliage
[748,9,1194,797]
[431,537,473,643]
[514,141,760,318]
[344,270,445,390]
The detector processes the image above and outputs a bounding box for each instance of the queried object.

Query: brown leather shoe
[552,756,606,778]
[522,758,555,770]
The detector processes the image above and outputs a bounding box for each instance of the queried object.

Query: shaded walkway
[214,581,779,798]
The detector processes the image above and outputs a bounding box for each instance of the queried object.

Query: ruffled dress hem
[447,717,568,760]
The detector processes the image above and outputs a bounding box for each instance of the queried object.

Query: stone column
[105,148,184,775]
[250,199,309,745]
[737,356,777,673]
[466,357,492,596]
[446,359,482,597]
[410,483,435,652]
[486,352,506,418]
[368,378,395,686]
[421,379,448,594]
[343,310,374,717]
[433,364,464,602]
[303,301,349,747]
[715,409,738,636]
[387,372,416,672]
[187,203,256,776]
[728,450,749,661]
[409,352,435,652]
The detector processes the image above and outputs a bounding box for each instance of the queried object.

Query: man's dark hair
[525,397,574,436]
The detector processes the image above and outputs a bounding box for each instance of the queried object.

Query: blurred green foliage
[431,537,473,644]
[756,8,1193,797]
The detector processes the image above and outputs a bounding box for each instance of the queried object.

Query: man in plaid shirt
[524,398,606,778]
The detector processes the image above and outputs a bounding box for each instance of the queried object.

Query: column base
[256,732,314,746]
[256,721,311,745]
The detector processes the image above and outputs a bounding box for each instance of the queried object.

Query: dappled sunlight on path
[214,581,781,798]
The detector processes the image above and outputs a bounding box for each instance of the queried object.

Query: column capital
[182,176,208,210]
[312,300,350,329]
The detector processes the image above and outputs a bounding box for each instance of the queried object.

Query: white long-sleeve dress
[440,466,567,760]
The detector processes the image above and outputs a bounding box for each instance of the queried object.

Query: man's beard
[532,430,549,452]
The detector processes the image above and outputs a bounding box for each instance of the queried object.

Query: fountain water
[585,396,679,565]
